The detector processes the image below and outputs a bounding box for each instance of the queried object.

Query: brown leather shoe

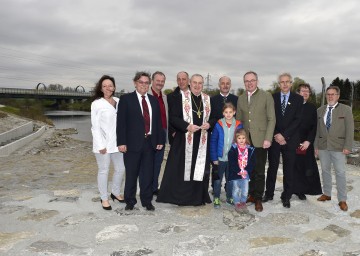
[246,195,256,204]
[317,194,331,201]
[339,201,348,211]
[255,200,263,212]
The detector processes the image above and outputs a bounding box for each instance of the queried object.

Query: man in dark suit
[263,73,303,208]
[209,76,238,194]
[210,76,238,121]
[117,71,164,211]
[167,71,189,145]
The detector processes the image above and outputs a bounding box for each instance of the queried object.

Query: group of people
[90,70,354,213]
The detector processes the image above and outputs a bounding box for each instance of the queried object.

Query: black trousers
[248,147,267,200]
[123,137,155,207]
[265,141,296,200]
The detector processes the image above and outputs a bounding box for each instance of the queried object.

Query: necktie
[326,106,333,131]
[281,95,286,116]
[223,96,227,104]
[141,96,150,134]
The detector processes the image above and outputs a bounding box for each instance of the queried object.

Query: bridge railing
[0,88,93,97]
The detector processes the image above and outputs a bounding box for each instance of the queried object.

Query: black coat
[273,92,303,148]
[157,92,216,206]
[293,102,322,195]
[210,93,238,122]
[166,87,181,145]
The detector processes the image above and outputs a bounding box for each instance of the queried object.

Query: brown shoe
[255,200,263,212]
[246,195,256,204]
[339,201,348,211]
[317,194,331,201]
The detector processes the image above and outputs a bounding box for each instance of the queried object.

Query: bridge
[0,87,122,100]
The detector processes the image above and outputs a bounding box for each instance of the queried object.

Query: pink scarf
[237,144,248,179]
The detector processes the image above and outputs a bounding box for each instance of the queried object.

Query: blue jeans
[230,178,249,204]
[213,161,232,199]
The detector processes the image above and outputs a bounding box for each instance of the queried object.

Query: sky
[0,0,359,94]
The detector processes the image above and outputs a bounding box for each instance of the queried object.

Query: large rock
[28,240,92,255]
[96,224,139,243]
[268,212,310,225]
[110,248,153,256]
[249,236,293,248]
[56,212,99,227]
[0,231,33,252]
[18,208,59,221]
[350,210,360,218]
[222,208,256,230]
[173,235,227,256]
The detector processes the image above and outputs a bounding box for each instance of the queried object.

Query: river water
[45,110,92,142]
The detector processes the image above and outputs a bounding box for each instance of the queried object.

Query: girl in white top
[91,75,125,210]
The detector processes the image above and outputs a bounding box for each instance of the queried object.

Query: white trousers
[95,152,125,200]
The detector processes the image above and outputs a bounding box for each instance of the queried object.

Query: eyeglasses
[300,90,310,93]
[137,80,150,85]
[244,79,257,84]
[326,93,339,96]
[279,81,292,85]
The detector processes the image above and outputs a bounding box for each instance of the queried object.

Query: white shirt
[323,102,338,125]
[136,91,153,134]
[247,87,258,103]
[280,91,290,105]
[91,97,120,153]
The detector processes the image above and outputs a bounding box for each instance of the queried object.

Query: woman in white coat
[91,75,125,210]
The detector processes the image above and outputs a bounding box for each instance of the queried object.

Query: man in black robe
[157,74,216,206]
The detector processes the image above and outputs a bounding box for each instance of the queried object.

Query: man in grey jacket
[315,85,354,211]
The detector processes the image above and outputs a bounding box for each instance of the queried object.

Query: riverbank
[1,114,360,255]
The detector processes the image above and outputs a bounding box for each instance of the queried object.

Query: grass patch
[0,111,8,118]
[0,105,20,115]
[0,104,53,126]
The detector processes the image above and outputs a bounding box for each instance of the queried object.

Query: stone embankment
[1,113,360,255]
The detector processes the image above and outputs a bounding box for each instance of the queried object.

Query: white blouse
[91,97,119,153]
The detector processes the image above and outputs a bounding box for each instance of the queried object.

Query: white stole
[181,90,211,181]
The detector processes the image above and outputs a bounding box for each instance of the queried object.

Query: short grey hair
[278,72,292,83]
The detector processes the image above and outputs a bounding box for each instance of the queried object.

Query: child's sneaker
[235,202,249,214]
[226,197,234,206]
[213,197,221,209]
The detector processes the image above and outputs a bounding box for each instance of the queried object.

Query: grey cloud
[0,0,359,92]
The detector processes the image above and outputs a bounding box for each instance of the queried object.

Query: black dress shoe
[100,199,112,210]
[297,193,307,200]
[145,203,155,211]
[110,193,125,203]
[262,195,273,202]
[125,204,134,210]
[282,199,291,208]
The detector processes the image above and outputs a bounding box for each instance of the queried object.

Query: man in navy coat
[263,73,303,208]
[117,71,164,211]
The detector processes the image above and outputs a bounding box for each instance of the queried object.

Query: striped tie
[281,95,286,116]
[326,106,333,131]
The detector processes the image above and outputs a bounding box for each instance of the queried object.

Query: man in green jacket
[236,71,276,211]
